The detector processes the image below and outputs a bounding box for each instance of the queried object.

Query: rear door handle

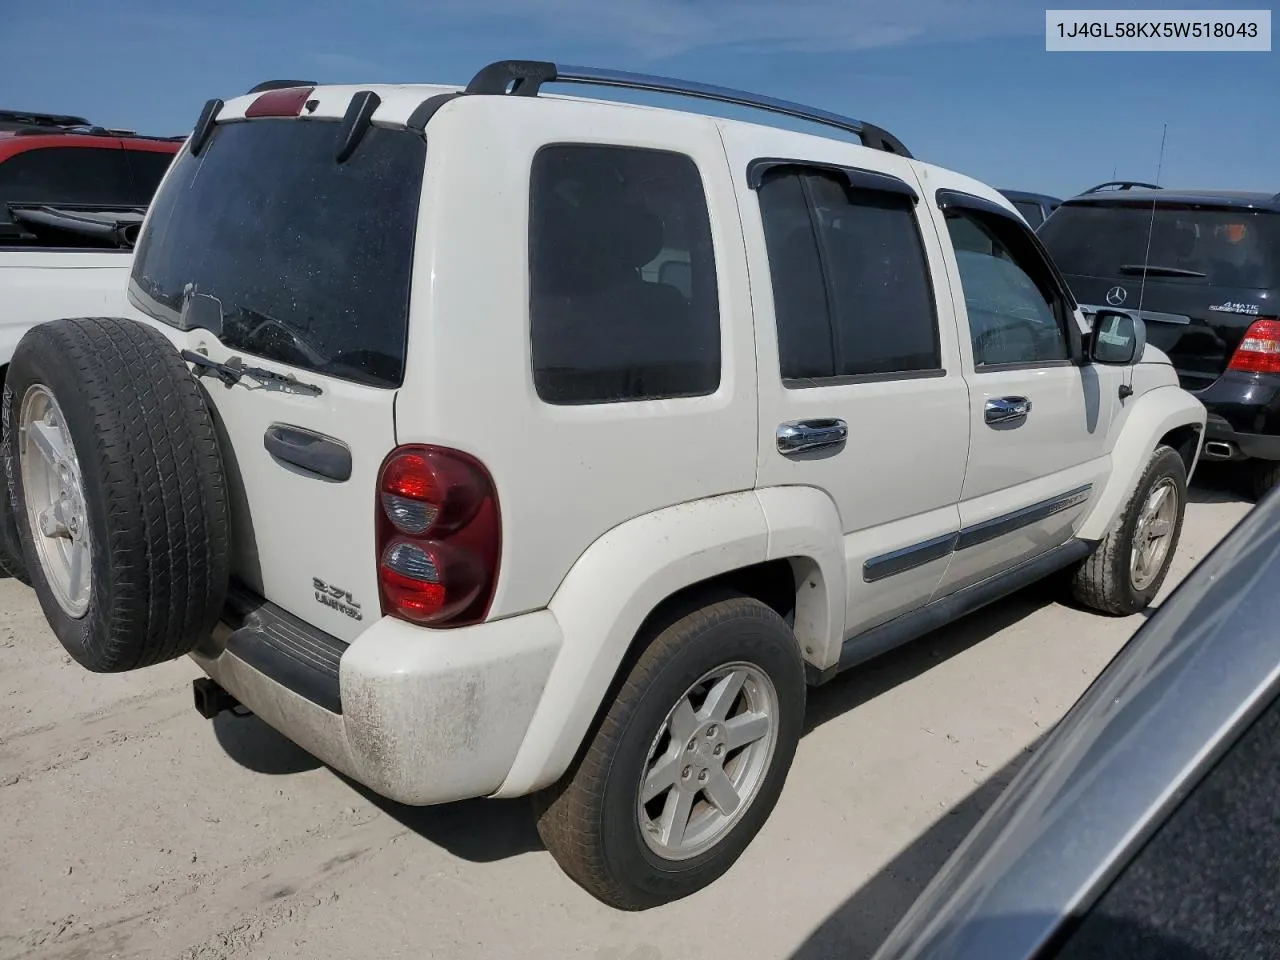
[985,396,1032,426]
[777,418,849,456]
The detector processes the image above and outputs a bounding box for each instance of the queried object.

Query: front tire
[1071,444,1187,616]
[536,593,805,910]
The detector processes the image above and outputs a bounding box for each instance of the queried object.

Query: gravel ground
[0,471,1254,960]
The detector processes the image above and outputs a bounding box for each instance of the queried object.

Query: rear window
[1011,200,1044,227]
[124,148,178,199]
[1040,203,1280,289]
[129,118,426,388]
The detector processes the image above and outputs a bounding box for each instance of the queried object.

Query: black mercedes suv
[1039,181,1280,498]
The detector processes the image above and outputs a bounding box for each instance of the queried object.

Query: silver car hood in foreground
[871,489,1280,960]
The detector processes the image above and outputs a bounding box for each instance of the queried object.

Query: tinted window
[1039,203,1280,289]
[1012,200,1044,227]
[0,145,136,207]
[130,119,426,389]
[124,148,177,202]
[529,144,720,405]
[946,210,1070,367]
[758,168,940,383]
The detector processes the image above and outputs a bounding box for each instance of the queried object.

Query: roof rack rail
[247,80,318,94]
[0,109,92,129]
[454,59,912,158]
[1081,180,1163,194]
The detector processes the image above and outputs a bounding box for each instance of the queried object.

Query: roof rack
[451,59,912,157]
[247,80,317,94]
[0,109,92,130]
[1081,180,1163,194]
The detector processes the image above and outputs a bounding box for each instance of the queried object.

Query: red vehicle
[0,110,183,248]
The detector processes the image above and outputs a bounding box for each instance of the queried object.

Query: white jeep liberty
[1,61,1206,910]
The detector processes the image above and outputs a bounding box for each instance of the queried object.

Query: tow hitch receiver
[192,677,241,719]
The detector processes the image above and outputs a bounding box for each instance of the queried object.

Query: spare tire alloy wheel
[639,663,778,860]
[5,317,230,673]
[18,385,92,617]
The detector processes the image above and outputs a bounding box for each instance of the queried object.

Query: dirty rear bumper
[191,583,563,805]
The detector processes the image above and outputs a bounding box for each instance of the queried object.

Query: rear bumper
[192,583,562,805]
[1196,370,1280,462]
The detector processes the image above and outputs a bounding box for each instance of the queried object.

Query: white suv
[1,61,1206,910]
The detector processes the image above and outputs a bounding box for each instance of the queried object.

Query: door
[122,115,421,642]
[930,186,1115,597]
[721,125,971,638]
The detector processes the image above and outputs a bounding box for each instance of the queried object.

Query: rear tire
[1071,444,1187,616]
[4,318,230,672]
[1250,460,1280,503]
[535,593,805,910]
[0,399,29,586]
[1,367,31,584]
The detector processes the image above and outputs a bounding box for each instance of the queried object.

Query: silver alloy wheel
[18,385,92,618]
[1130,477,1178,591]
[637,662,779,861]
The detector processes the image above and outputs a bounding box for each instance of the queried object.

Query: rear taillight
[245,86,315,118]
[1228,318,1280,374]
[375,446,501,628]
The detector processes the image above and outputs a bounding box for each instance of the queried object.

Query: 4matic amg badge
[313,577,363,621]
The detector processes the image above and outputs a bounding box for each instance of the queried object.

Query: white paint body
[105,83,1204,806]
[0,252,135,369]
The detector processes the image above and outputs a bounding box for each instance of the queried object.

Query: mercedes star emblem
[1105,286,1128,306]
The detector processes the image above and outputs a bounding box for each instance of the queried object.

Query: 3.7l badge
[313,577,363,621]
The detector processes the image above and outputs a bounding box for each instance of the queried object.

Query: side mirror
[1090,309,1146,365]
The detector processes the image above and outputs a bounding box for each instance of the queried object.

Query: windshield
[1039,203,1280,289]
[129,118,426,388]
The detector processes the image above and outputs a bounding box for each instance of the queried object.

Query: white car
[0,61,1206,910]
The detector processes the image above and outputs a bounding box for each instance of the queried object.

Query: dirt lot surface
[0,474,1254,960]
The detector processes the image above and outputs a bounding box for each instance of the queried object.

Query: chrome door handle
[985,396,1032,426]
[777,418,849,456]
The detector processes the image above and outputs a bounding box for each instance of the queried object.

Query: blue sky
[3,0,1276,198]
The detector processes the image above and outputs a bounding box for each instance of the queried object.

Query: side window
[0,146,135,207]
[944,209,1070,368]
[757,167,940,384]
[529,144,720,405]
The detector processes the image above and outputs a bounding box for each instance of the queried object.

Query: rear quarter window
[528,143,721,405]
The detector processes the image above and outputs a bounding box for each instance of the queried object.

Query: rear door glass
[129,119,427,389]
[1040,204,1280,289]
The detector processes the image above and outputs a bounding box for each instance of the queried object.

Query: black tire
[1,369,31,584]
[1071,444,1187,616]
[1250,460,1280,503]
[535,593,806,910]
[4,317,230,672]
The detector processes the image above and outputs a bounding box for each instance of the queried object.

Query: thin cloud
[425,0,1039,56]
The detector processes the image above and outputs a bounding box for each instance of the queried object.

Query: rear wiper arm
[1118,264,1208,278]
[182,350,323,396]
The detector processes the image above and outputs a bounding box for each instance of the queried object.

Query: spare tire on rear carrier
[2,317,230,672]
